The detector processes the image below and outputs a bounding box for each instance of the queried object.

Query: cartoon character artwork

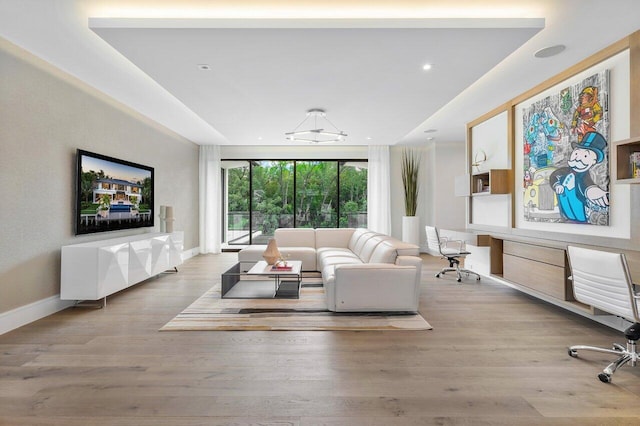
[524,107,562,168]
[549,132,609,224]
[523,169,533,188]
[571,86,602,142]
[560,88,572,114]
[522,69,609,225]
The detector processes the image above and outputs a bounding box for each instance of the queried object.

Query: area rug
[160,282,432,331]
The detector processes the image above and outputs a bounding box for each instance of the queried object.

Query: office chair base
[435,267,481,283]
[568,323,640,383]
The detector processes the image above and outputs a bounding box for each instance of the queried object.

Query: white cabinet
[61,232,183,301]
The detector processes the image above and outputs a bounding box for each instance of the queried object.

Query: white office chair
[567,246,640,383]
[425,226,480,283]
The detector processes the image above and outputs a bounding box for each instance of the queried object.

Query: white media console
[61,232,183,303]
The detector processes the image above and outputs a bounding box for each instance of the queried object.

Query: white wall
[0,39,199,321]
[391,142,466,249]
[434,141,467,230]
[470,111,512,227]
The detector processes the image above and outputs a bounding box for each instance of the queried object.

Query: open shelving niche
[471,169,511,195]
[613,136,640,183]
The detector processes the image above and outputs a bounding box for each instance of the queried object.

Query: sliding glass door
[224,159,367,245]
[251,161,294,244]
[295,161,338,228]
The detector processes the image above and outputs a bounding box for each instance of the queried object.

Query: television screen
[76,149,154,235]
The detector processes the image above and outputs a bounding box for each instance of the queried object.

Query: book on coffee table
[271,264,293,271]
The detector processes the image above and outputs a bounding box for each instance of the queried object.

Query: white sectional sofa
[238,228,422,312]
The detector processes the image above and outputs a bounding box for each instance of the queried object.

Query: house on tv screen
[92,178,143,206]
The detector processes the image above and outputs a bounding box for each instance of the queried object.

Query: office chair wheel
[456,278,461,282]
[598,372,612,383]
[435,273,441,278]
[568,348,578,358]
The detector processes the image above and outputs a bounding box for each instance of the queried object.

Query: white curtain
[199,145,222,254]
[367,145,391,234]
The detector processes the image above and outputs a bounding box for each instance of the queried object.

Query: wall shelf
[471,169,511,195]
[614,136,640,184]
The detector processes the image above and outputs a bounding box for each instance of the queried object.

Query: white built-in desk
[61,232,183,304]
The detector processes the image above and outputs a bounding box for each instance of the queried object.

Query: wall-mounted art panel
[515,50,631,239]
[521,70,610,225]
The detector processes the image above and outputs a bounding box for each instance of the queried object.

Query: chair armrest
[442,239,465,252]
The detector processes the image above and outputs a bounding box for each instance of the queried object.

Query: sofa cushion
[368,240,398,264]
[351,231,379,257]
[275,228,316,248]
[315,228,355,248]
[278,247,317,271]
[316,247,358,270]
[321,255,363,268]
[358,235,392,263]
[347,228,370,252]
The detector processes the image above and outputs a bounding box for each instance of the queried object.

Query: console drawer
[503,253,568,300]
[503,240,564,267]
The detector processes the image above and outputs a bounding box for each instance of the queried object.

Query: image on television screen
[76,149,154,235]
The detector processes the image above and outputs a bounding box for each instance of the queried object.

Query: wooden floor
[1,253,640,425]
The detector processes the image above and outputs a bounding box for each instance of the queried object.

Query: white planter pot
[402,216,420,245]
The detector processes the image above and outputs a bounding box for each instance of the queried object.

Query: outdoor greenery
[98,194,111,211]
[226,160,367,240]
[80,169,108,203]
[401,148,421,217]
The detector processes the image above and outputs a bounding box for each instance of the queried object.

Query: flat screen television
[76,149,154,235]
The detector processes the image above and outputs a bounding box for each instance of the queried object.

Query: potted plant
[401,147,421,245]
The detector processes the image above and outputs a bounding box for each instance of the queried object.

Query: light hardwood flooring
[1,253,640,425]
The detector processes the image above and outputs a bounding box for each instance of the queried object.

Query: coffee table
[221,260,302,299]
[247,260,302,298]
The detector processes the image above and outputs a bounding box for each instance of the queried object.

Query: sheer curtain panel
[199,145,222,254]
[367,145,391,234]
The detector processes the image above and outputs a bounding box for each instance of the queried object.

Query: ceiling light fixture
[534,44,566,58]
[197,64,211,70]
[285,109,347,144]
[423,128,437,133]
[422,63,433,71]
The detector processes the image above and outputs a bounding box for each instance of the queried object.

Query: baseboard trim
[0,295,75,336]
[182,246,200,261]
[1,247,201,336]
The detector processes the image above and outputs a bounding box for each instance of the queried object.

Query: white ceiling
[1,1,640,147]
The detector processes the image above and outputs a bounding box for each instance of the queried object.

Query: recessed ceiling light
[426,137,435,141]
[422,63,433,71]
[534,45,566,58]
[366,136,372,140]
[257,136,263,141]
[423,129,437,133]
[197,64,211,71]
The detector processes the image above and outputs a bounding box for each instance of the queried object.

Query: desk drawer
[503,254,568,300]
[503,241,565,267]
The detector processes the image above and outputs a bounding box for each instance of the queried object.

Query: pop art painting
[522,70,609,225]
